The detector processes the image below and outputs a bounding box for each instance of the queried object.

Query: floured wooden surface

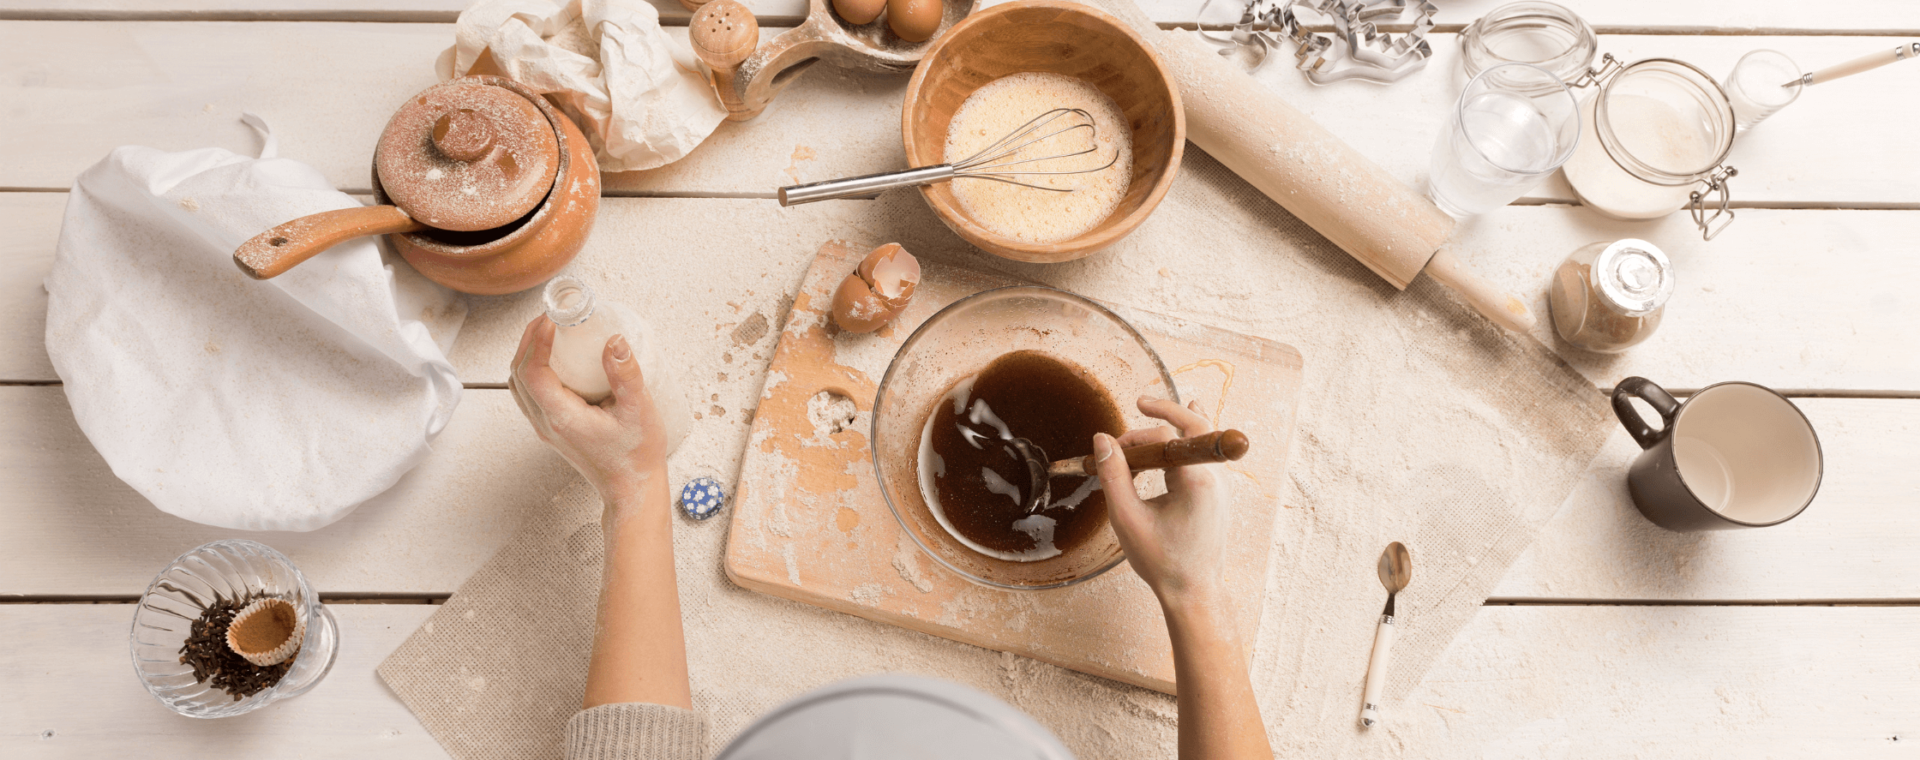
[6,198,1915,391]
[4,1,1918,757]
[724,240,1303,694]
[7,0,1920,30]
[5,23,1918,207]
[14,602,1920,758]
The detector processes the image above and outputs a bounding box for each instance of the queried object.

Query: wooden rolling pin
[1088,0,1533,333]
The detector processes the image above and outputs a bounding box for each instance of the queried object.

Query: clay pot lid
[375,78,559,232]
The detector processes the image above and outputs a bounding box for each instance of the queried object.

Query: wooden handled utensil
[1017,430,1250,513]
[234,206,425,279]
[1787,42,1919,87]
[1360,541,1413,728]
[1053,429,1249,477]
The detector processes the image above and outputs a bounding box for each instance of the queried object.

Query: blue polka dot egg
[678,477,727,521]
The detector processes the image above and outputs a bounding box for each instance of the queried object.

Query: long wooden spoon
[1016,429,1250,514]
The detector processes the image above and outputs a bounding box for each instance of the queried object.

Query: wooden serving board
[724,241,1303,694]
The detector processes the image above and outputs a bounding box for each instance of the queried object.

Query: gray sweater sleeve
[563,703,708,760]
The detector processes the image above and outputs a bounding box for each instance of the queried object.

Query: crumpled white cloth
[44,116,466,532]
[437,0,728,172]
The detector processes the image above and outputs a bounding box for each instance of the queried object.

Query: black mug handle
[1612,377,1681,450]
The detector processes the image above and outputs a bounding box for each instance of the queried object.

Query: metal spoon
[1013,430,1252,514]
[1359,541,1412,728]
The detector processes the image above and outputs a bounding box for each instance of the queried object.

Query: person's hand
[1093,397,1231,610]
[509,315,667,507]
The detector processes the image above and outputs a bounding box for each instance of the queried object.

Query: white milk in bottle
[543,275,691,455]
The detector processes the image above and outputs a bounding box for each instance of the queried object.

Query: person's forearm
[1162,589,1272,760]
[582,475,692,709]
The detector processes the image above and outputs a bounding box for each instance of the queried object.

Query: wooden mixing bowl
[902,0,1184,263]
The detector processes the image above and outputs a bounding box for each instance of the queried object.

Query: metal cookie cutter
[1198,0,1438,84]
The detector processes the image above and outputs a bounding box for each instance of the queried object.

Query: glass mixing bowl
[871,286,1178,590]
[130,539,338,718]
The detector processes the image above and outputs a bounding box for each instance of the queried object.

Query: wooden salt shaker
[691,0,761,122]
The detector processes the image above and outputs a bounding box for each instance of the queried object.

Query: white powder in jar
[943,72,1132,245]
[1562,93,1708,220]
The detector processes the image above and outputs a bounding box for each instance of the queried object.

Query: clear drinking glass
[1724,49,1802,129]
[1427,62,1581,218]
[130,540,338,718]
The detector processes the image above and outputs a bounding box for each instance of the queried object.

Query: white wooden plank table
[2,1,1916,757]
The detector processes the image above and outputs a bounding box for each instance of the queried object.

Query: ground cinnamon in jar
[1548,238,1673,353]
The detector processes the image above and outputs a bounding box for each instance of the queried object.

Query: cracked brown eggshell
[831,243,921,333]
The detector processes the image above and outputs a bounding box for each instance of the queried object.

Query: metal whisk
[776,108,1118,206]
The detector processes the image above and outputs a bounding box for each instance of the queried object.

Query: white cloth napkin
[437,0,729,172]
[44,116,466,532]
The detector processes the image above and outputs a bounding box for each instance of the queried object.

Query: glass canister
[1460,1,1597,85]
[1458,3,1743,240]
[1548,238,1674,353]
[1562,57,1740,238]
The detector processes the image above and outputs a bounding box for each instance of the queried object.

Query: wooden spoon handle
[1053,429,1250,477]
[234,205,424,280]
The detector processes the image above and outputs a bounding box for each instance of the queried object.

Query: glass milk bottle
[1548,239,1674,353]
[543,275,692,455]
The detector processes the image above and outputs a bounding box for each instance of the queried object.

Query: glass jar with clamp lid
[1462,3,1741,240]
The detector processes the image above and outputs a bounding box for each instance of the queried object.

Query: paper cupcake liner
[226,597,305,667]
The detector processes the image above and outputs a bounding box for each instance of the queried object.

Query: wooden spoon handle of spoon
[234,205,424,280]
[1052,429,1251,477]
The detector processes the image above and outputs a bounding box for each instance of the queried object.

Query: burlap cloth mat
[378,150,1611,757]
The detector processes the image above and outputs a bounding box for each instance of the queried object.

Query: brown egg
[887,0,942,42]
[833,0,885,25]
[831,243,921,333]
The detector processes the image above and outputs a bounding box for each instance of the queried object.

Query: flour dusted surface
[944,72,1132,245]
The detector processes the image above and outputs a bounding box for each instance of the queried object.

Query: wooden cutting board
[724,241,1303,693]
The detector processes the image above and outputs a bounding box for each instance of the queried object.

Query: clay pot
[234,75,599,296]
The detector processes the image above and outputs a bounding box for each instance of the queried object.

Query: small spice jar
[1548,238,1673,353]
